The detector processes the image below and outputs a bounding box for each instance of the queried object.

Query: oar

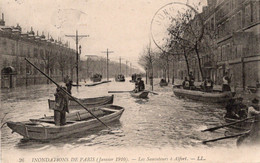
[108,91,132,93]
[202,132,248,144]
[201,117,255,132]
[25,58,110,129]
[147,91,159,95]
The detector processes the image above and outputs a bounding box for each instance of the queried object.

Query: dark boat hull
[130,91,149,99]
[224,117,253,131]
[173,87,233,103]
[7,105,124,140]
[48,95,114,110]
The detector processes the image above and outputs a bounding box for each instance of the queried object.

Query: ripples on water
[1,79,236,152]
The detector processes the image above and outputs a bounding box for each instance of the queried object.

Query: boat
[159,79,168,87]
[48,95,114,110]
[90,74,102,82]
[115,74,125,82]
[224,117,253,131]
[6,105,124,140]
[130,90,149,99]
[173,86,233,103]
[85,80,111,87]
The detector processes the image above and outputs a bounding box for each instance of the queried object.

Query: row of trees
[139,4,216,85]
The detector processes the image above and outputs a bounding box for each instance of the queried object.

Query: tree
[167,6,205,80]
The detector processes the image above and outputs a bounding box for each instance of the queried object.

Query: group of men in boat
[134,76,145,93]
[182,72,196,90]
[225,97,260,120]
[182,71,232,92]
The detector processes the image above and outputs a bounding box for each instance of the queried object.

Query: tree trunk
[183,49,190,76]
[195,45,204,81]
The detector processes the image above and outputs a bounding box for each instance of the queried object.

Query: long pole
[107,49,109,81]
[25,58,110,129]
[125,60,128,77]
[76,30,79,85]
[130,63,132,75]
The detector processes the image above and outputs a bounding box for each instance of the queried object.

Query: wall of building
[0,21,76,88]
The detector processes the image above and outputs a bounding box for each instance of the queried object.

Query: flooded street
[1,79,236,153]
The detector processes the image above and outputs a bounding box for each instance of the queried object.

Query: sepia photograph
[0,0,259,162]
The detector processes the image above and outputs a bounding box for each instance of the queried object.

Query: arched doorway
[1,66,17,88]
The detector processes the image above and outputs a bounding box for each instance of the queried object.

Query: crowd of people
[181,71,233,93]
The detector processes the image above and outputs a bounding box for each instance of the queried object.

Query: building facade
[174,0,260,89]
[0,14,76,88]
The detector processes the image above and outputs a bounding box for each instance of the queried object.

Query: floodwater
[1,78,237,152]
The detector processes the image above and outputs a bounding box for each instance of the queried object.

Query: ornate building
[173,0,260,89]
[0,13,76,88]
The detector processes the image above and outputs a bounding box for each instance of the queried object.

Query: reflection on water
[1,79,236,152]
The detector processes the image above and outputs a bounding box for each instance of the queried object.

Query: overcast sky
[0,0,206,70]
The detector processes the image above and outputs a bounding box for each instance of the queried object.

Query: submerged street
[1,79,236,152]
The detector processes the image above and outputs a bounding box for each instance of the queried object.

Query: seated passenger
[247,98,260,118]
[182,77,190,90]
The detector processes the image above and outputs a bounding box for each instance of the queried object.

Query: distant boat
[173,86,233,103]
[7,105,124,140]
[115,74,125,82]
[85,80,111,87]
[130,90,149,99]
[159,79,168,87]
[48,95,114,110]
[90,74,102,82]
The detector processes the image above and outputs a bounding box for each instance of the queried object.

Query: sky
[0,0,207,71]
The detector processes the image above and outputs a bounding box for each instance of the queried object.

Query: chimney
[2,13,4,21]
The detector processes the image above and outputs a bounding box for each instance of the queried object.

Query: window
[245,4,251,26]
[236,11,242,30]
[20,44,23,56]
[40,49,44,59]
[11,43,15,55]
[252,1,258,22]
[237,44,243,58]
[27,47,30,57]
[34,48,38,58]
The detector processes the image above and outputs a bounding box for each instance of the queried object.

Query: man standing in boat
[54,87,69,126]
[222,72,231,92]
[182,77,190,90]
[188,72,195,89]
[64,75,77,95]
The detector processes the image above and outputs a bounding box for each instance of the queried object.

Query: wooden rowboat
[173,87,233,103]
[85,80,111,87]
[48,95,114,110]
[6,105,124,140]
[224,117,253,131]
[159,82,168,87]
[130,91,149,99]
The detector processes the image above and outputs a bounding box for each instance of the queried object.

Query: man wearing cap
[54,87,69,126]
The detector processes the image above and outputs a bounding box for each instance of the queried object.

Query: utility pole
[119,57,122,74]
[65,30,89,85]
[130,63,132,76]
[101,48,114,81]
[125,60,128,77]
